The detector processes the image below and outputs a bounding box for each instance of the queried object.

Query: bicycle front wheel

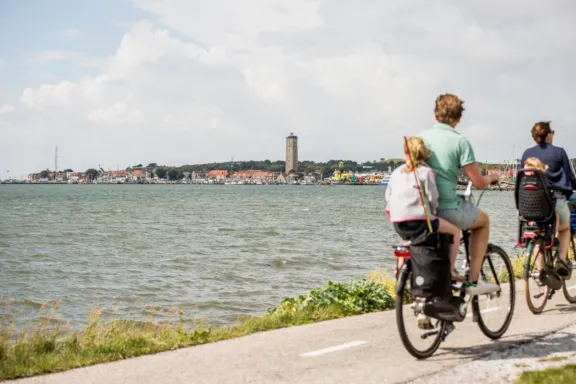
[473,244,515,339]
[562,236,576,303]
[395,265,446,359]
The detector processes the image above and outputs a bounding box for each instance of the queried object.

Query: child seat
[514,168,556,247]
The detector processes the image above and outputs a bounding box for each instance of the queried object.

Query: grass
[516,364,576,383]
[0,253,531,381]
[538,356,568,363]
[0,274,396,381]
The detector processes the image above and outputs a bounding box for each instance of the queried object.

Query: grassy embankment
[516,364,576,383]
[0,256,527,381]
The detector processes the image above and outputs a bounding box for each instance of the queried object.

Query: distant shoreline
[0,182,515,190]
[0,182,382,186]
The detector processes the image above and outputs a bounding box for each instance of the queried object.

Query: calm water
[0,185,517,327]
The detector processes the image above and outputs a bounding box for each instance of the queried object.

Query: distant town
[7,158,404,186]
[2,133,530,186]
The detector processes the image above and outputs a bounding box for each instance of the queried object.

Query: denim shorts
[555,194,570,225]
[436,200,480,231]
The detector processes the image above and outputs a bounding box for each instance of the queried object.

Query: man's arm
[459,137,497,190]
[462,163,498,190]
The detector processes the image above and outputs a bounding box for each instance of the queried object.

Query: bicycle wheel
[562,236,576,303]
[473,244,515,339]
[524,239,550,314]
[395,265,445,359]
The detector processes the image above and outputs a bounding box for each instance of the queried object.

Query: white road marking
[466,307,501,318]
[300,340,368,357]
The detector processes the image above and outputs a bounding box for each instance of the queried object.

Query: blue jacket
[520,143,576,198]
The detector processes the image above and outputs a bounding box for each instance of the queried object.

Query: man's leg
[558,222,571,263]
[556,197,571,263]
[437,218,463,281]
[438,204,498,295]
[467,210,490,282]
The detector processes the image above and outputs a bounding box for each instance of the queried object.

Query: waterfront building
[207,170,228,180]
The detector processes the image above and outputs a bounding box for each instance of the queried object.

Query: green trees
[85,169,99,180]
[167,169,180,180]
[155,168,167,179]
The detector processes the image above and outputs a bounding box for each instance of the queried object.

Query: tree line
[36,158,576,181]
[122,159,407,178]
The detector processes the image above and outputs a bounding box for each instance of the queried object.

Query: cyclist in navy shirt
[520,121,576,276]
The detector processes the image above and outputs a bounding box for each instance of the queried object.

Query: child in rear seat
[524,157,548,173]
[385,137,462,283]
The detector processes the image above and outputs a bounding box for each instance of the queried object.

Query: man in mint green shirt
[418,94,499,297]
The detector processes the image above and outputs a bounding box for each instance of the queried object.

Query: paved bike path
[11,279,576,384]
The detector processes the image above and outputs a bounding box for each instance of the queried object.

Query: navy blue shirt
[521,143,576,198]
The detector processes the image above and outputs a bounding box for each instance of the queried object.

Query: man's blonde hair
[434,94,465,126]
[403,136,431,172]
[524,157,548,173]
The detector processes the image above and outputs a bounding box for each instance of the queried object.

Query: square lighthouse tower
[285,133,298,174]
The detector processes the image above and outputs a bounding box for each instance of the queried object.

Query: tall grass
[0,252,543,381]
[0,271,397,380]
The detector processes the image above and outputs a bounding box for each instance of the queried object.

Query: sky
[1,0,576,178]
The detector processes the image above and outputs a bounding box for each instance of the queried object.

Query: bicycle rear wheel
[524,239,550,314]
[473,244,515,339]
[395,265,445,359]
[562,236,576,303]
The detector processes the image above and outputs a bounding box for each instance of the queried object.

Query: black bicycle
[394,182,516,359]
[519,223,576,313]
[515,169,576,314]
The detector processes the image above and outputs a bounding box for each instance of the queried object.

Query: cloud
[59,28,81,39]
[0,105,15,115]
[3,0,576,176]
[28,51,82,63]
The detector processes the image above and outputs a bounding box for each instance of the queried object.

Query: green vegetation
[129,159,406,176]
[0,273,397,380]
[84,168,99,180]
[0,255,528,380]
[538,356,568,363]
[516,364,576,383]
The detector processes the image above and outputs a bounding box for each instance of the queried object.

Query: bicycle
[520,221,576,314]
[394,181,516,359]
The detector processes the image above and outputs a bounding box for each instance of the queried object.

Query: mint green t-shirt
[418,123,477,210]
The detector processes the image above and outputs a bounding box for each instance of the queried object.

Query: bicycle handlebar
[461,178,500,207]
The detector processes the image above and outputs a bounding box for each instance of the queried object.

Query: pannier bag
[409,231,453,299]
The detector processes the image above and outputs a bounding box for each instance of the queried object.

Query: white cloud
[3,0,576,176]
[87,95,143,124]
[21,82,77,109]
[59,28,81,39]
[0,104,15,115]
[28,51,82,63]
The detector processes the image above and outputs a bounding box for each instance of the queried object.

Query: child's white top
[384,162,438,222]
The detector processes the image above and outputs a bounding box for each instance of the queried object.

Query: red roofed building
[108,170,129,177]
[207,170,228,180]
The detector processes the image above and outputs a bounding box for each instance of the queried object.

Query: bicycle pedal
[442,323,456,341]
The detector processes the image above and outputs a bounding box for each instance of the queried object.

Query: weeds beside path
[516,364,576,383]
[0,257,526,381]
